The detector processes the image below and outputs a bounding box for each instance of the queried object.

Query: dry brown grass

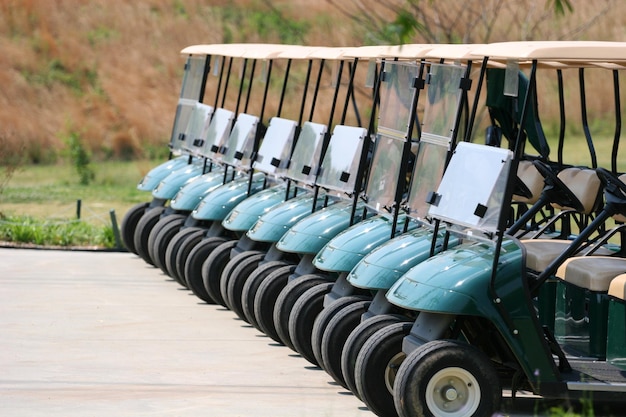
[0,0,624,165]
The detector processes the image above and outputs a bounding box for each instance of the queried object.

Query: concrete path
[0,248,373,417]
[0,248,597,417]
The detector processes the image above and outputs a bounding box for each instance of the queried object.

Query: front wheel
[224,251,265,320]
[393,340,501,417]
[185,236,227,303]
[120,202,148,254]
[355,321,412,417]
[241,260,290,330]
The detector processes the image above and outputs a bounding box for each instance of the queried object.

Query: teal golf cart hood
[246,194,329,243]
[152,162,205,200]
[137,156,190,191]
[387,239,522,316]
[277,200,366,255]
[222,183,298,232]
[170,171,229,211]
[313,214,410,273]
[191,173,265,221]
[347,227,440,291]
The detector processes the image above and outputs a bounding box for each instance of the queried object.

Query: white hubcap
[425,367,481,417]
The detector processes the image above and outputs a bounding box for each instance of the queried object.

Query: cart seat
[523,240,614,272]
[609,273,626,300]
[520,167,603,271]
[512,160,544,205]
[555,256,626,292]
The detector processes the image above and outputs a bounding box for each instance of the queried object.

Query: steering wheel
[532,160,585,212]
[596,167,626,202]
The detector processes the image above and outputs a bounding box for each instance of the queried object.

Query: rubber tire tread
[203,239,238,307]
[320,299,371,388]
[273,275,329,350]
[133,206,165,266]
[224,251,265,320]
[148,214,186,271]
[342,314,409,400]
[393,340,501,417]
[120,202,148,254]
[241,260,289,330]
[165,227,204,286]
[253,265,297,344]
[355,322,412,417]
[311,295,370,372]
[184,236,227,303]
[288,282,333,366]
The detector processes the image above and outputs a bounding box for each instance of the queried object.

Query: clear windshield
[220,113,259,169]
[405,63,466,220]
[253,117,298,176]
[181,102,214,155]
[316,125,367,195]
[428,142,513,234]
[169,98,198,154]
[420,63,466,145]
[364,61,420,212]
[377,62,419,139]
[286,121,327,186]
[180,55,208,100]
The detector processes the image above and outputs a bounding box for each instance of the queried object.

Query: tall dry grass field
[0,0,625,169]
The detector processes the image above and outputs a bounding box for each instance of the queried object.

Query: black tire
[394,340,501,417]
[273,274,329,350]
[184,236,227,303]
[342,314,409,400]
[254,264,296,343]
[241,260,290,330]
[217,245,251,310]
[164,227,204,286]
[203,239,238,307]
[224,251,265,320]
[288,282,333,366]
[174,229,207,285]
[355,321,412,417]
[133,206,166,266]
[311,295,370,373]
[320,299,371,389]
[148,214,187,271]
[120,202,149,254]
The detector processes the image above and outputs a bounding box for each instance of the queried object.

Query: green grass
[0,158,156,248]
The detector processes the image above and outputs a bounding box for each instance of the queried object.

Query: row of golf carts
[121,41,626,417]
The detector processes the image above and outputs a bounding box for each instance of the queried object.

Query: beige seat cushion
[513,161,544,205]
[521,239,614,272]
[555,256,626,292]
[608,274,626,300]
[551,168,600,214]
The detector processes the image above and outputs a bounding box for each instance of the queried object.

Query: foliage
[0,214,115,248]
[63,130,95,185]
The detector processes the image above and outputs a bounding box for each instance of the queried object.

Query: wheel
[311,295,370,373]
[184,236,227,303]
[394,340,501,417]
[133,206,165,265]
[273,274,329,350]
[287,282,333,366]
[241,260,290,330]
[320,299,371,389]
[342,314,410,400]
[253,264,296,343]
[148,214,186,271]
[120,202,148,254]
[164,227,204,285]
[203,239,238,307]
[224,251,265,320]
[174,229,207,285]
[355,321,412,417]
[217,246,254,310]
